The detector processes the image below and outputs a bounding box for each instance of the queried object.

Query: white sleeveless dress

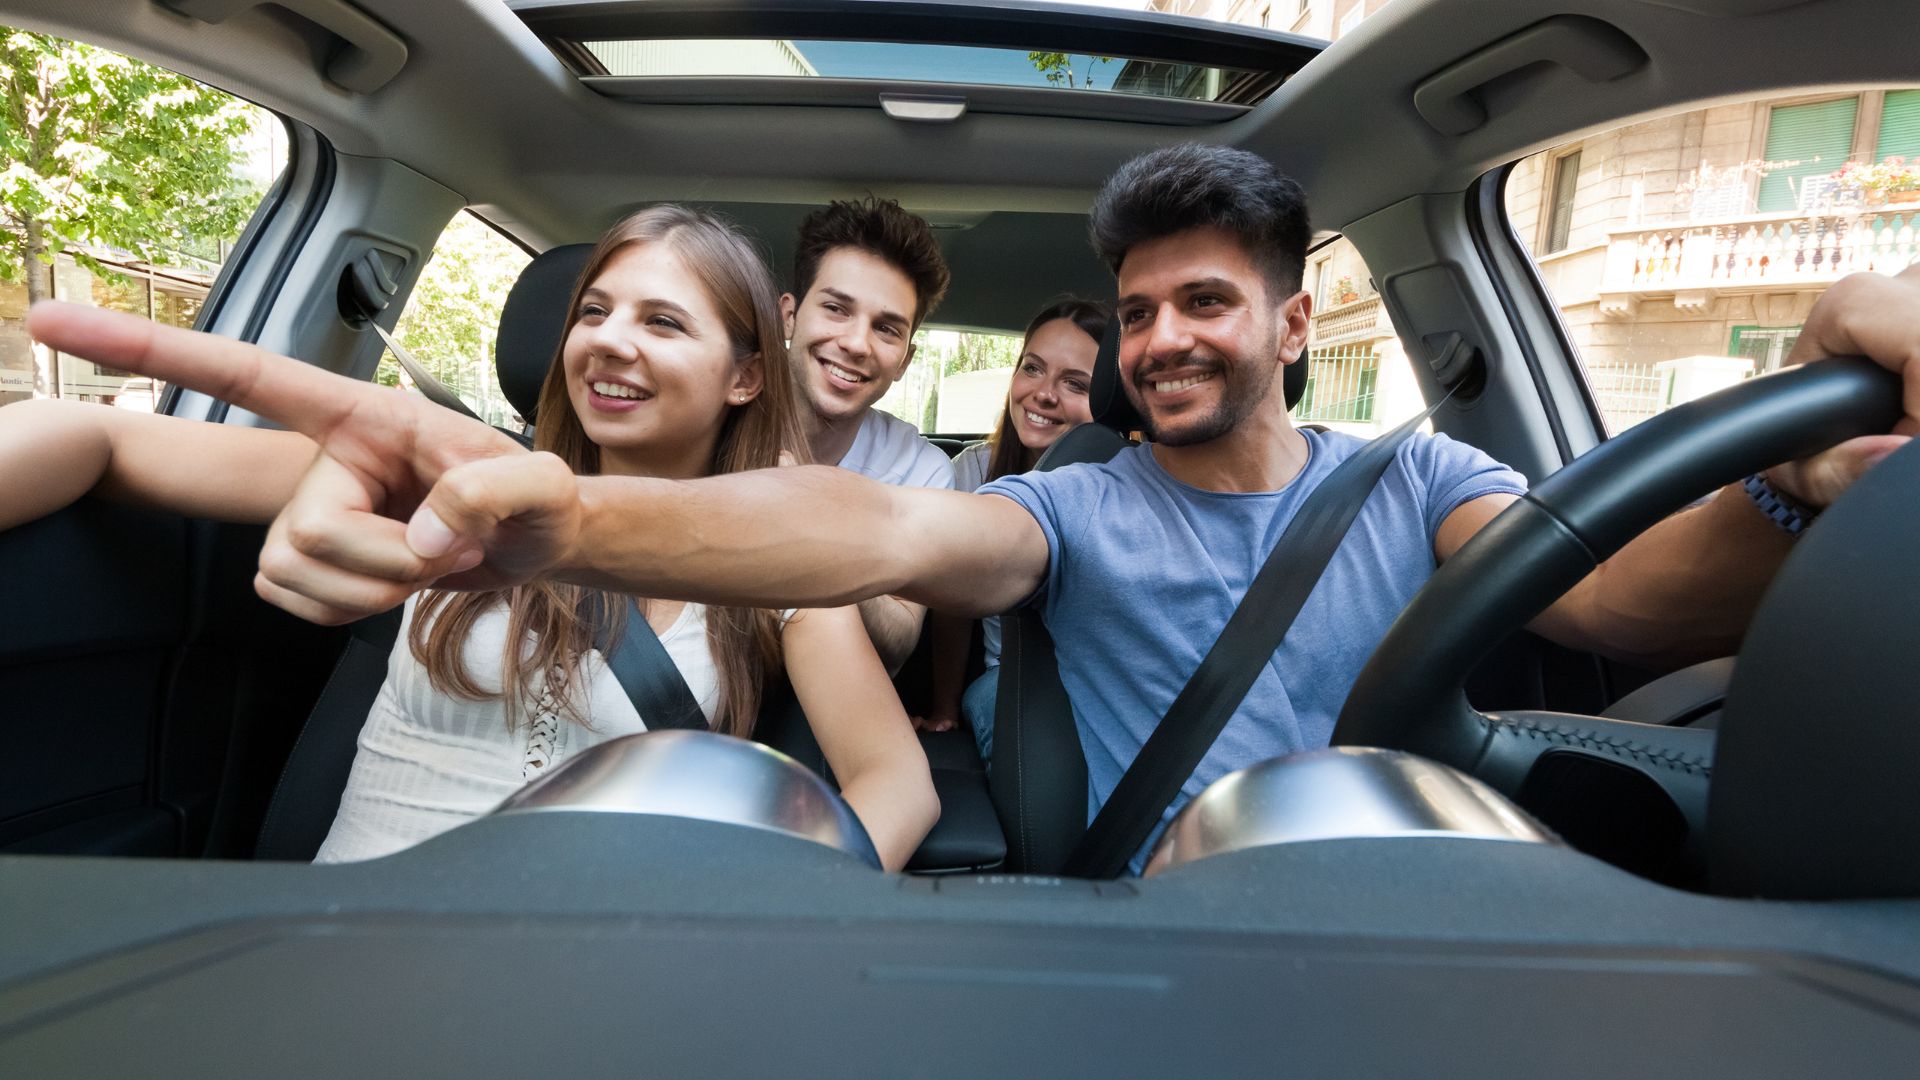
[312,596,721,863]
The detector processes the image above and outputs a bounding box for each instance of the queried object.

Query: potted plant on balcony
[1831,158,1920,208]
[1330,274,1361,305]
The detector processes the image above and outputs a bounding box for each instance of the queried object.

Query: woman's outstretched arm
[0,398,315,530]
[780,604,939,871]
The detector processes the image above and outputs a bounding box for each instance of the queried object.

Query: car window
[1299,245,1424,438]
[0,26,286,409]
[880,328,1024,435]
[377,211,532,429]
[884,252,1422,442]
[1505,86,1920,432]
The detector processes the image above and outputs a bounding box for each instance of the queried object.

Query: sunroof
[580,39,1264,104]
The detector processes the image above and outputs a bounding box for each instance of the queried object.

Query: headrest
[1086,319,1142,432]
[1083,319,1312,435]
[495,244,594,425]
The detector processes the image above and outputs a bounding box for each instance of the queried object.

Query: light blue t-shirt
[977,429,1528,873]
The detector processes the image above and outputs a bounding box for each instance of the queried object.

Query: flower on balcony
[1830,157,1920,203]
[1329,274,1361,305]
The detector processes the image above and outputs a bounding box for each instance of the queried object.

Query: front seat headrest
[495,243,594,426]
[1083,317,1312,435]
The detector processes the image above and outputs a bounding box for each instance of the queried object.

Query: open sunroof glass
[580,39,1263,104]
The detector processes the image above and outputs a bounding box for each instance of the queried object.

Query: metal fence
[1296,345,1379,423]
[1586,363,1669,431]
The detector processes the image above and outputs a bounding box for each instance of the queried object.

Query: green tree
[1028,51,1114,90]
[942,330,1020,378]
[1,27,262,392]
[378,212,529,427]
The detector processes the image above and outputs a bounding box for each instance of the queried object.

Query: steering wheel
[1331,358,1903,879]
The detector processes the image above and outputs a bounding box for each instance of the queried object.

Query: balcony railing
[1309,293,1390,346]
[1603,206,1920,293]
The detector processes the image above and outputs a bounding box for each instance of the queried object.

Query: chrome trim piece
[1142,747,1556,877]
[492,730,881,869]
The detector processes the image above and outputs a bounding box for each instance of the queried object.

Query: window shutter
[1758,97,1859,212]
[1876,89,1920,163]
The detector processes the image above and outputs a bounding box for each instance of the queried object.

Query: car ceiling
[6,0,1920,332]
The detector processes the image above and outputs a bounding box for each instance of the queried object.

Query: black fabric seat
[927,436,976,458]
[989,326,1309,873]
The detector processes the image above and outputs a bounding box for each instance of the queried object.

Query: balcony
[1309,293,1391,345]
[1597,205,1920,315]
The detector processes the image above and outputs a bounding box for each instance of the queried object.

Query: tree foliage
[0,28,262,298]
[940,330,1021,378]
[1028,51,1114,90]
[378,212,529,427]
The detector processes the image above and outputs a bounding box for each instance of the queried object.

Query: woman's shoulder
[952,440,992,491]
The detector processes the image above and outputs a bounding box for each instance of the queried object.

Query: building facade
[0,249,215,407]
[1179,0,1920,433]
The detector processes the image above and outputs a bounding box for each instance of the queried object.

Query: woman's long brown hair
[983,297,1111,483]
[409,205,808,737]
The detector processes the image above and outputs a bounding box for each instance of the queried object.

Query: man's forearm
[557,464,916,608]
[1543,480,1795,669]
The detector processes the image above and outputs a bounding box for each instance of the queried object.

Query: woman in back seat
[920,299,1107,759]
[1,206,939,869]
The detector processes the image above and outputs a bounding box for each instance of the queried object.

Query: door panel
[0,500,188,854]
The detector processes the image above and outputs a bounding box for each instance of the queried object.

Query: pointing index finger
[26,301,367,441]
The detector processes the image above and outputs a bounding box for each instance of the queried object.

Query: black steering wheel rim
[1330,358,1903,862]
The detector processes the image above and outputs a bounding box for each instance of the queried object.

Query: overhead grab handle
[1413,16,1646,136]
[158,0,408,94]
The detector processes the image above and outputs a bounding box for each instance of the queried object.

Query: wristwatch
[1743,471,1819,536]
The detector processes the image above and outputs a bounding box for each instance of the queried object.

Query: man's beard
[1124,331,1282,448]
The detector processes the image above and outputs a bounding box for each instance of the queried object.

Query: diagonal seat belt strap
[368,319,485,423]
[594,598,709,732]
[1064,394,1451,879]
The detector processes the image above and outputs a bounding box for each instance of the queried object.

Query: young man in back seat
[779,197,956,669]
[28,145,1918,873]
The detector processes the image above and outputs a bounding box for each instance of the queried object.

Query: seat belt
[593,598,709,732]
[367,318,484,423]
[1064,394,1451,878]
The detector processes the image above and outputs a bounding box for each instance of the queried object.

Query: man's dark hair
[1088,143,1311,300]
[792,196,952,327]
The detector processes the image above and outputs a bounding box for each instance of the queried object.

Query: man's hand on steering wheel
[1765,266,1920,510]
[26,303,580,625]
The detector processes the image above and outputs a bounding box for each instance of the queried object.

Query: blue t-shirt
[977,429,1528,873]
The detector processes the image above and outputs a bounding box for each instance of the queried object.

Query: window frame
[1728,324,1802,373]
[1542,147,1583,254]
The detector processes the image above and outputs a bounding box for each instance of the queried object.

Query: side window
[1,26,286,409]
[378,212,532,429]
[1505,86,1920,432]
[1297,244,1424,438]
[881,254,1424,442]
[879,329,1024,434]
